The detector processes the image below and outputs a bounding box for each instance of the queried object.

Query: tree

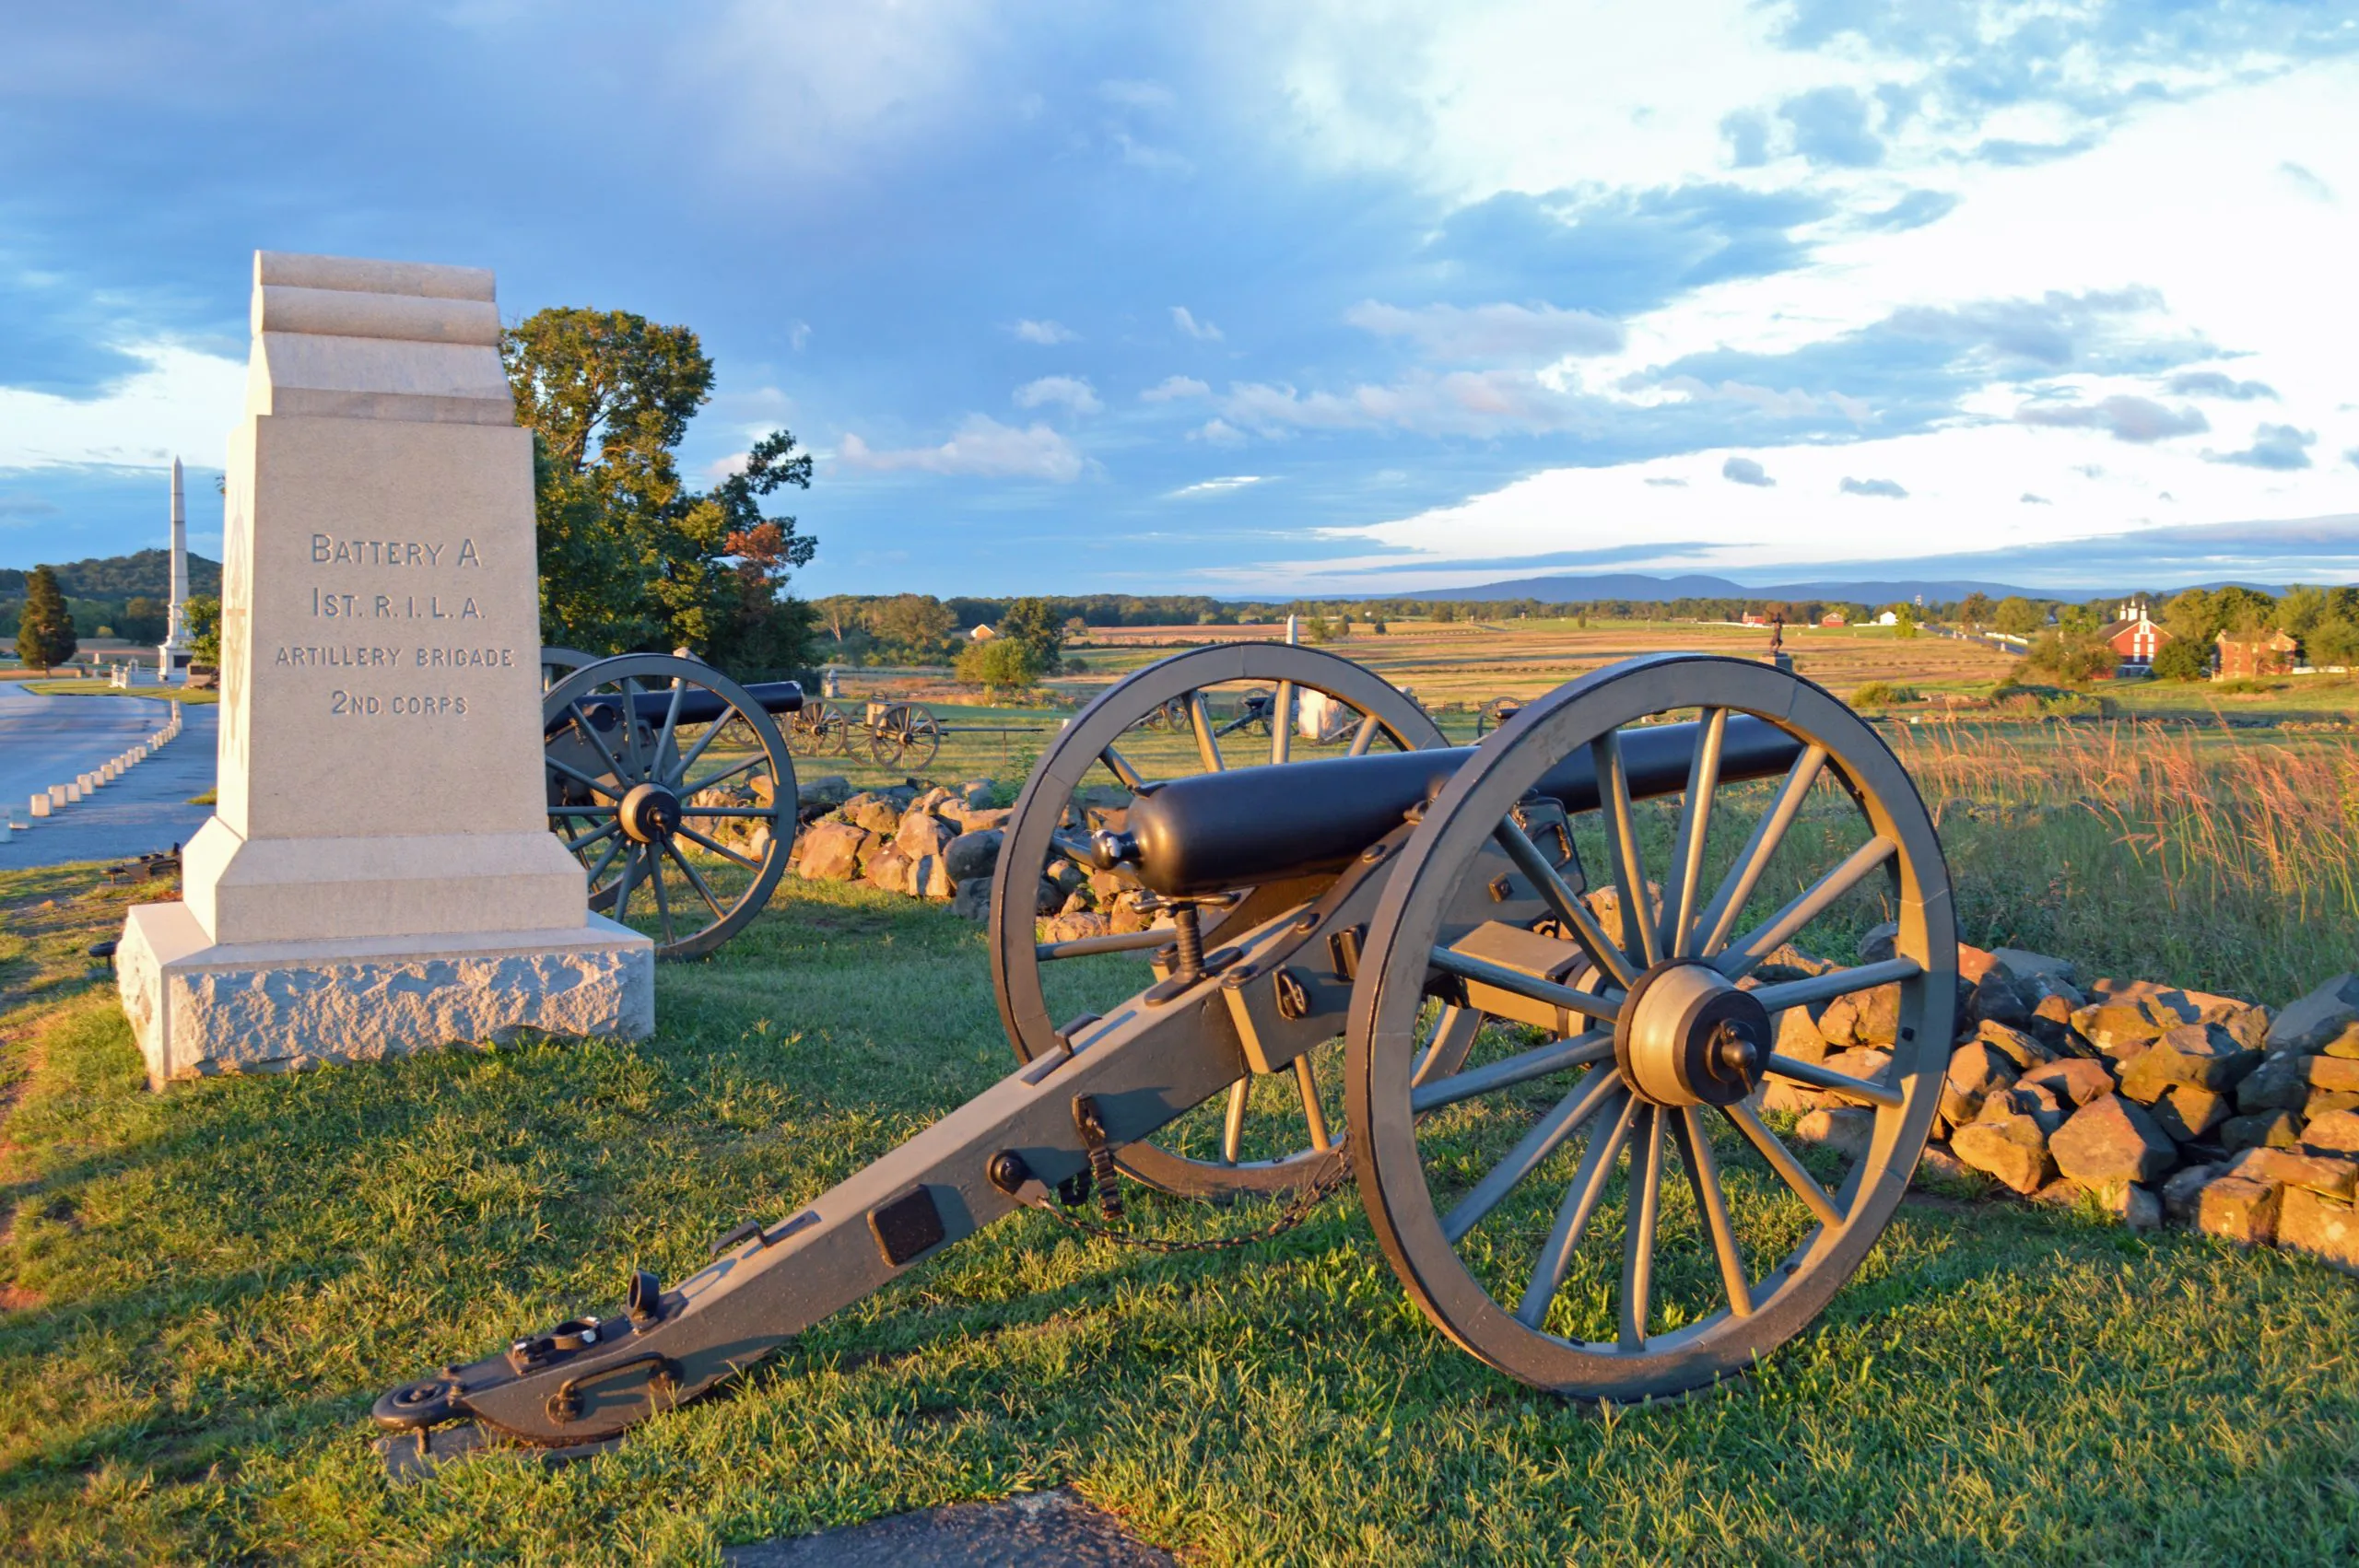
[121,595,167,643]
[1957,591,1994,627]
[16,565,75,672]
[504,308,816,661]
[997,597,1064,671]
[2151,638,2209,682]
[955,636,1040,697]
[184,595,221,664]
[865,594,957,661]
[2024,628,2117,684]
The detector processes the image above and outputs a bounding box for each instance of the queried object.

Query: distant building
[2095,603,2172,675]
[1741,612,1769,626]
[968,623,998,641]
[2215,627,2298,681]
[1873,610,1899,626]
[1819,612,1848,626]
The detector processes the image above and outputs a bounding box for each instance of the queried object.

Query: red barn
[2095,603,2171,675]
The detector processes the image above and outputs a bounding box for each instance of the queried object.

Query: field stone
[2225,1005,2274,1055]
[1040,911,1109,944]
[2197,1176,2280,1245]
[1819,1047,1894,1106]
[2071,999,2184,1058]
[1975,1019,2054,1070]
[1794,1106,1875,1160]
[1970,968,2035,1028]
[863,843,912,895]
[795,822,869,882]
[2267,974,2359,1053]
[1857,921,1898,964]
[1951,1114,2055,1195]
[949,878,992,920]
[1759,1078,1824,1116]
[1948,1041,2019,1097]
[910,855,955,899]
[1978,1082,2066,1137]
[2101,1182,2163,1231]
[2161,1164,2217,1223]
[895,811,956,862]
[2277,1188,2359,1275]
[2230,1147,2359,1201]
[1773,1005,1830,1067]
[2306,1088,2359,1118]
[2152,1083,2233,1144]
[2301,1108,2359,1155]
[2220,1109,2303,1154]
[2323,1024,2359,1060]
[945,829,1003,882]
[799,775,852,810]
[1820,987,1902,1047]
[2310,1056,2359,1094]
[1044,858,1087,896]
[2236,1052,2312,1114]
[1059,890,1092,916]
[2120,1023,2259,1096]
[958,778,995,811]
[1992,947,2079,989]
[2049,1094,2177,1187]
[2027,991,2089,1054]
[2020,1058,2116,1108]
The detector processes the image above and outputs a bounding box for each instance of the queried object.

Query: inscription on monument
[290,531,514,716]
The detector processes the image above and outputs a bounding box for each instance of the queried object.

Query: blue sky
[3,1,2356,595]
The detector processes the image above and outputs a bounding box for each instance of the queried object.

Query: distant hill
[0,548,223,601]
[1415,571,2042,604]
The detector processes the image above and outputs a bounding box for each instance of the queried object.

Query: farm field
[4,700,2359,1563]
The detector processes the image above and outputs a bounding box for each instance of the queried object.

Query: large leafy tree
[503,308,816,664]
[16,566,76,672]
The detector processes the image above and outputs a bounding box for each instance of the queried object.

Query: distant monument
[157,457,194,681]
[116,250,652,1088]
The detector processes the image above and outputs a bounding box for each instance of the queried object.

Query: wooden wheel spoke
[1618,1106,1664,1349]
[561,819,623,854]
[1346,711,1383,756]
[617,677,647,777]
[1293,1057,1333,1152]
[1428,945,1621,1024]
[653,678,688,768]
[1410,1029,1614,1114]
[582,832,627,890]
[567,701,632,779]
[1270,680,1294,766]
[1749,957,1922,1014]
[1672,1106,1754,1317]
[612,841,641,923]
[1694,743,1827,957]
[1221,1079,1250,1164]
[1100,743,1146,791]
[1492,818,1636,989]
[547,805,619,818]
[1515,1090,1637,1328]
[1662,708,1727,959]
[1723,1102,1842,1227]
[1713,836,1897,978]
[674,708,731,779]
[1592,731,1660,967]
[1187,692,1225,773]
[1766,1052,1904,1109]
[680,754,764,798]
[676,824,763,872]
[1441,1067,1621,1244]
[546,753,623,802]
[666,840,731,920]
[649,847,677,943]
[679,805,780,820]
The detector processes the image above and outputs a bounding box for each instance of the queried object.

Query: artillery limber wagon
[381,644,1953,1471]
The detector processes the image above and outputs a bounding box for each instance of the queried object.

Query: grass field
[6,704,2359,1561]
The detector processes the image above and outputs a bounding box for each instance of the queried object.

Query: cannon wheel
[790,698,851,757]
[544,653,798,961]
[541,647,600,692]
[1474,696,1522,737]
[867,702,943,770]
[992,643,1450,1200]
[1347,653,1953,1401]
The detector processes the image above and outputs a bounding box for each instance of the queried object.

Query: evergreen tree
[15,565,76,672]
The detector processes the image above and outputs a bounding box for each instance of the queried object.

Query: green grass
[6,847,2359,1564]
[18,680,218,706]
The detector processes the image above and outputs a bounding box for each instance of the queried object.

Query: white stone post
[117,250,653,1090]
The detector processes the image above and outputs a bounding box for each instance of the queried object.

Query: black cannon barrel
[550,680,805,740]
[1121,714,1803,897]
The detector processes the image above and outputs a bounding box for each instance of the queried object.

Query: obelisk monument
[116,250,652,1088]
[157,456,193,680]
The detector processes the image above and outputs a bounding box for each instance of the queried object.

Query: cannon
[541,651,805,960]
[377,647,1953,1470]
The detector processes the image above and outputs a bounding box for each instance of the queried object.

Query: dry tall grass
[1887,720,2359,1003]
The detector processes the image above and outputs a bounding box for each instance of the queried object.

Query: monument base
[116,903,654,1090]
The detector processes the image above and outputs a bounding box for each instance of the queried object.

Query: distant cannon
[540,651,804,960]
[380,646,1953,1471]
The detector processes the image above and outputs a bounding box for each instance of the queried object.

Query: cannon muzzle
[1116,714,1804,897]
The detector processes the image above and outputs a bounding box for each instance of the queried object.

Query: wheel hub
[618,782,683,843]
[1614,960,1770,1107]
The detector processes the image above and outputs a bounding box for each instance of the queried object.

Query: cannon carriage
[382,645,1953,1469]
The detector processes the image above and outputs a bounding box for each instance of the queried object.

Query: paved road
[0,682,218,870]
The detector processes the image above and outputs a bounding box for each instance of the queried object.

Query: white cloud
[0,340,245,468]
[1141,374,1210,402]
[837,415,1084,481]
[1013,374,1102,415]
[1168,474,1265,497]
[1014,318,1078,345]
[1345,299,1623,360]
[1189,418,1247,446]
[1171,305,1223,341]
